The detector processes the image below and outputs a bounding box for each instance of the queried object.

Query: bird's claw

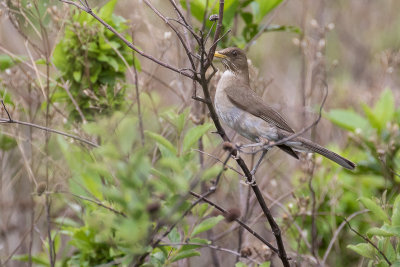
[245,173,256,186]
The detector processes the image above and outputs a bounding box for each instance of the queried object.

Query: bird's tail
[294,137,356,170]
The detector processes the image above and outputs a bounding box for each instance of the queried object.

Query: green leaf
[171,249,201,262]
[251,0,283,23]
[0,54,25,70]
[12,254,49,265]
[359,197,389,223]
[259,262,271,267]
[235,263,248,267]
[240,12,253,24]
[201,165,223,181]
[392,194,400,226]
[326,109,369,132]
[347,243,375,259]
[145,131,177,155]
[182,123,212,152]
[0,134,17,151]
[73,70,82,82]
[191,215,224,237]
[264,24,302,34]
[168,227,181,244]
[373,88,395,130]
[362,103,380,130]
[366,227,394,238]
[99,0,118,20]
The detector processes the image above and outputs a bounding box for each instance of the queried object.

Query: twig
[189,191,279,255]
[322,210,368,264]
[0,117,98,147]
[131,32,145,146]
[57,191,126,217]
[343,215,392,266]
[158,242,261,265]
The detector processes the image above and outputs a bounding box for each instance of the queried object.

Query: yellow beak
[214,51,227,59]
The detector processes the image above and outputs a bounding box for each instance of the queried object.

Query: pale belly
[214,87,278,142]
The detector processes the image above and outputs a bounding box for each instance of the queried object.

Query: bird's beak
[214,51,227,59]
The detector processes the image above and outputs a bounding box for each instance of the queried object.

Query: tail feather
[294,137,356,170]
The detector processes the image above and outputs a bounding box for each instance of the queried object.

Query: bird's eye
[232,50,237,56]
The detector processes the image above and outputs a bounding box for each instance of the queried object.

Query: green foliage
[327,88,400,181]
[12,104,224,266]
[286,88,400,266]
[181,0,300,48]
[347,195,400,266]
[53,0,138,121]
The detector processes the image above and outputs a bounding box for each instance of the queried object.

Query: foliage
[181,0,300,48]
[285,89,400,266]
[347,195,400,266]
[53,0,138,121]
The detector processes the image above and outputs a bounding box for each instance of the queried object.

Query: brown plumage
[213,47,355,170]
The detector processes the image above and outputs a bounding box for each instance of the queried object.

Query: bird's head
[214,47,249,76]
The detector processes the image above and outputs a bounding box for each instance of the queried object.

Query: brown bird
[213,47,355,170]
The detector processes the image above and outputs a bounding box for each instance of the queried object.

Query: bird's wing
[225,85,295,133]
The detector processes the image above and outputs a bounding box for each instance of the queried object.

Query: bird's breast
[214,71,278,142]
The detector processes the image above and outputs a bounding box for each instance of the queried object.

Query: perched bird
[213,47,355,170]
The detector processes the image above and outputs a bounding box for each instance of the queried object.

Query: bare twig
[343,215,392,266]
[0,117,98,147]
[322,210,368,264]
[189,191,279,255]
[158,242,261,264]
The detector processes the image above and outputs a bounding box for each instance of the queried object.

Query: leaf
[145,131,177,155]
[264,24,302,34]
[182,123,212,152]
[251,0,283,23]
[12,254,49,265]
[0,54,25,70]
[191,215,224,237]
[326,109,369,132]
[393,194,400,226]
[171,250,201,262]
[373,88,395,130]
[168,227,181,244]
[240,12,253,24]
[347,243,375,259]
[359,197,389,223]
[362,103,380,130]
[99,0,118,20]
[0,134,17,151]
[201,165,223,181]
[366,227,394,238]
[73,70,82,82]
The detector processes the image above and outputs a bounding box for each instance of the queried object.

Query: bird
[213,47,355,170]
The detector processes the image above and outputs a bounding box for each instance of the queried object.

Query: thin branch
[57,191,126,217]
[158,242,261,265]
[322,210,368,264]
[343,215,392,266]
[131,32,145,146]
[0,117,98,147]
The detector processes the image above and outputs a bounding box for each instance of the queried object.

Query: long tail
[295,137,356,170]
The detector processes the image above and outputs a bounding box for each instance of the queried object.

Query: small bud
[292,38,300,46]
[146,202,161,214]
[224,208,240,222]
[240,247,252,257]
[36,182,47,196]
[209,14,219,21]
[326,23,335,31]
[318,39,326,49]
[53,183,62,193]
[222,141,234,151]
[310,19,318,28]
[164,31,172,40]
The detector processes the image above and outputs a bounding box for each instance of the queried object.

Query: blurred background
[0,0,399,266]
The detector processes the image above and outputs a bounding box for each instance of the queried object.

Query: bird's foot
[244,173,256,186]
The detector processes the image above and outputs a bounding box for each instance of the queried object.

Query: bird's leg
[250,148,269,176]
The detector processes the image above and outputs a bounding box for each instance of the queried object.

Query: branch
[189,191,279,255]
[1,100,98,147]
[344,215,392,266]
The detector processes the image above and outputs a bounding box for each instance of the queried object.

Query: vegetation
[0,0,399,266]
